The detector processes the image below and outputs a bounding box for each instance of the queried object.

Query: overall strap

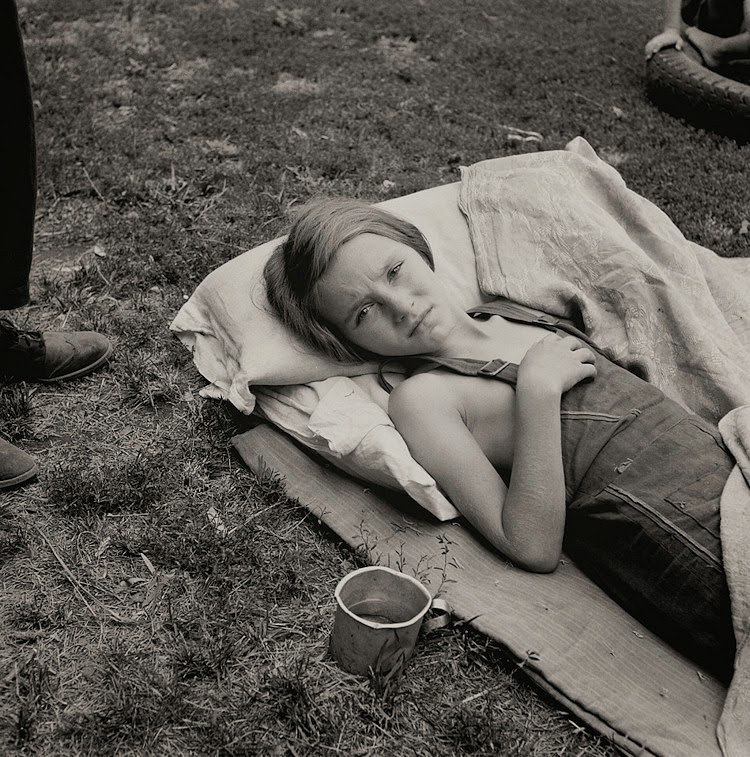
[468,297,596,348]
[377,355,519,393]
[467,297,562,324]
[411,356,519,384]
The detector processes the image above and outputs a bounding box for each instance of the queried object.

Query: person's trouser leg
[0,0,36,310]
[684,0,746,36]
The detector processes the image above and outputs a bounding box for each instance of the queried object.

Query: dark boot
[0,318,112,382]
[0,436,37,489]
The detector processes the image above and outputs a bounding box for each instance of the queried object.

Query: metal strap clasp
[478,359,510,377]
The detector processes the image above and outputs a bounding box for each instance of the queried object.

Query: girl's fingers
[582,362,597,378]
[561,336,583,350]
[573,347,596,363]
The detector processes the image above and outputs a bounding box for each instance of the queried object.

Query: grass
[1,0,748,754]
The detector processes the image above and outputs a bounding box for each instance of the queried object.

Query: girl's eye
[356,304,372,325]
[388,262,402,280]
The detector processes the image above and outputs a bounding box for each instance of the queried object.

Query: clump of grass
[262,656,340,747]
[0,384,34,443]
[44,448,178,517]
[170,625,236,681]
[109,473,307,604]
[433,689,525,755]
[113,349,184,409]
[10,656,53,749]
[160,572,248,680]
[61,649,187,756]
[0,509,25,566]
[5,594,64,633]
[34,268,104,315]
[110,502,258,577]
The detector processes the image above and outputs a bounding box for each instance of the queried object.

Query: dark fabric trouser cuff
[0,285,31,311]
[0,319,45,375]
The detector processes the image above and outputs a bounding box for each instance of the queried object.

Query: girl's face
[314,233,460,357]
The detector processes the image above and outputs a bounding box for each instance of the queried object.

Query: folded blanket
[717,406,750,755]
[461,137,750,425]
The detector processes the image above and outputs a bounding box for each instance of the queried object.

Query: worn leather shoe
[0,319,112,382]
[36,331,113,382]
[0,437,38,489]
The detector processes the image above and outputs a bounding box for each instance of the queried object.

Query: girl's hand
[518,334,597,396]
[645,29,683,60]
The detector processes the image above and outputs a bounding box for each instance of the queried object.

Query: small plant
[11,656,53,748]
[61,649,185,755]
[163,584,241,681]
[44,448,177,517]
[436,694,507,755]
[262,656,338,746]
[0,510,26,564]
[0,383,33,442]
[354,520,382,567]
[171,630,236,681]
[6,594,60,632]
[114,349,184,409]
[369,645,407,708]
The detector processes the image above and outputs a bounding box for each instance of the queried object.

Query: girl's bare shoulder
[389,371,460,412]
[389,370,511,424]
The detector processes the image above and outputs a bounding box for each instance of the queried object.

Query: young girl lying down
[264,198,736,683]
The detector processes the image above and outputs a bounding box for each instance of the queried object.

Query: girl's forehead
[325,234,401,279]
[339,233,401,260]
[315,235,407,323]
[319,241,384,294]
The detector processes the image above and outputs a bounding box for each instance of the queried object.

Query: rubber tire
[645,47,750,140]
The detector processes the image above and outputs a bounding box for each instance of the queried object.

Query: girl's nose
[386,291,414,321]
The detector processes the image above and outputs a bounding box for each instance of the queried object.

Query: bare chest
[465,316,552,363]
[435,373,517,473]
[425,317,558,469]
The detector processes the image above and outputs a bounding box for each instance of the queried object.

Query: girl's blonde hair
[264,197,433,362]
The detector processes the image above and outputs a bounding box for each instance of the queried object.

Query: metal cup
[330,566,433,676]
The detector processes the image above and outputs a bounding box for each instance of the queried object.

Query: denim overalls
[382,298,736,681]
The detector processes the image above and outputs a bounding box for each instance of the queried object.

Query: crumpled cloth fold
[718,406,750,756]
[460,136,750,425]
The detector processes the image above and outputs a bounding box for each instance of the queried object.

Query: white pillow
[171,179,491,520]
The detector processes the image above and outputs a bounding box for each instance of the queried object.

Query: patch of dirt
[272,73,322,95]
[45,17,159,56]
[227,65,258,79]
[271,6,310,32]
[376,35,419,59]
[163,58,213,88]
[92,105,138,131]
[32,243,93,266]
[203,138,241,157]
[99,78,136,108]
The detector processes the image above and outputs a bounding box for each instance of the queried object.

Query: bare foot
[685,26,725,68]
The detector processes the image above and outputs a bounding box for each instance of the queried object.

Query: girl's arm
[389,335,596,573]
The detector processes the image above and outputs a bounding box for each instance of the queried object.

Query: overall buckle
[478,359,510,377]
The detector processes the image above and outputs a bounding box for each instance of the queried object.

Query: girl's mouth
[409,307,431,337]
